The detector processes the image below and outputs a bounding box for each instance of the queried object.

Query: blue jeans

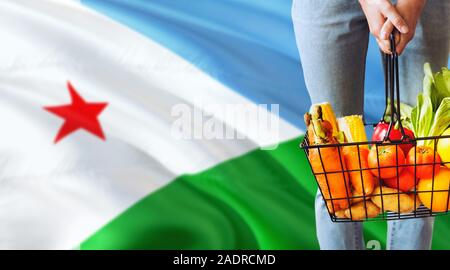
[292,0,450,250]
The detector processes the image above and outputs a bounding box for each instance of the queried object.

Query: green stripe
[81,137,450,250]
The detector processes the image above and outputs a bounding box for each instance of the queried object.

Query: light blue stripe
[81,0,386,128]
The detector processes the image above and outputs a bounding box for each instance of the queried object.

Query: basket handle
[379,33,410,142]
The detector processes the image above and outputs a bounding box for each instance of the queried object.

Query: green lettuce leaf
[411,105,418,134]
[434,67,450,102]
[429,97,450,137]
[418,94,434,138]
[423,64,450,112]
[412,64,450,144]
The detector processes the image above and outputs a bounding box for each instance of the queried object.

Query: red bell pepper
[372,122,415,154]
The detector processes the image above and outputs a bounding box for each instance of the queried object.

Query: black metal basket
[300,35,450,222]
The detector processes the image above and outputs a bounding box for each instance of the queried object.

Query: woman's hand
[379,0,426,55]
[359,0,409,54]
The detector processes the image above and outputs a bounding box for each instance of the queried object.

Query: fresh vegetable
[337,115,375,196]
[411,64,450,146]
[417,167,450,212]
[406,146,441,179]
[423,63,450,112]
[337,115,368,146]
[372,122,415,154]
[344,201,381,221]
[368,145,405,179]
[437,128,450,168]
[383,169,418,192]
[342,147,375,196]
[350,190,365,204]
[305,106,351,212]
[371,186,417,213]
[334,209,346,219]
[311,102,339,137]
[383,101,414,131]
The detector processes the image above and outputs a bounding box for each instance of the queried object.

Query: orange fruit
[406,146,441,179]
[384,169,418,192]
[369,145,405,179]
[437,128,450,168]
[417,167,450,212]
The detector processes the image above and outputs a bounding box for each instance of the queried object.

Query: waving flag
[0,0,449,250]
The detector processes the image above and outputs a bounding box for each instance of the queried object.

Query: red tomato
[368,144,405,179]
[406,146,441,179]
[372,122,415,154]
[383,169,418,192]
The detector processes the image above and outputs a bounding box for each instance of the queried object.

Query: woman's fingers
[395,31,401,45]
[395,35,410,55]
[360,0,410,54]
[379,21,402,54]
[379,0,409,34]
[376,37,391,54]
[380,20,394,40]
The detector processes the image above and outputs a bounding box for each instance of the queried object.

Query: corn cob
[337,115,368,146]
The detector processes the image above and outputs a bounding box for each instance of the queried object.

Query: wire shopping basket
[300,35,450,222]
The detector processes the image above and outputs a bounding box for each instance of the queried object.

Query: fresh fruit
[437,128,450,168]
[417,167,450,212]
[372,122,415,154]
[383,169,418,192]
[368,144,405,179]
[406,146,441,179]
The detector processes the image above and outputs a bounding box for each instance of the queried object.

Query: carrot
[305,106,351,211]
[310,147,351,211]
[342,146,375,197]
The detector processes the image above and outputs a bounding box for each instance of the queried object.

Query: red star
[44,81,108,143]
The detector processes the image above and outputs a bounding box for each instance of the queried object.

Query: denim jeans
[292,0,450,250]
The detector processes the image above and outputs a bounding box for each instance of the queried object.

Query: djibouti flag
[1,0,450,250]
